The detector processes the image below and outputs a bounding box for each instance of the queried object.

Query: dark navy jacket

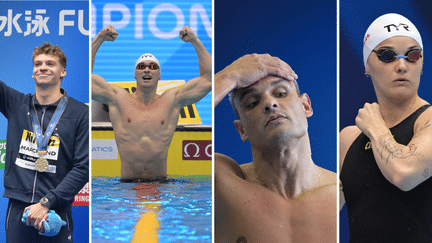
[0,80,89,210]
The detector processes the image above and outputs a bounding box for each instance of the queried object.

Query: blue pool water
[92,177,212,242]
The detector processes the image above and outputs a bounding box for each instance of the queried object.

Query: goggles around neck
[136,63,159,70]
[372,49,422,63]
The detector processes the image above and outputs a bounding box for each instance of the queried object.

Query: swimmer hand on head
[214,54,298,106]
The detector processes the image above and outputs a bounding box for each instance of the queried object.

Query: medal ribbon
[30,94,69,155]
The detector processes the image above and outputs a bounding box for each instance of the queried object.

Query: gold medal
[35,157,49,172]
[35,151,49,172]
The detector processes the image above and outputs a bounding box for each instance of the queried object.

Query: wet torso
[108,88,181,180]
[216,163,337,243]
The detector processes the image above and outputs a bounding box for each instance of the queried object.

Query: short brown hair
[32,42,67,68]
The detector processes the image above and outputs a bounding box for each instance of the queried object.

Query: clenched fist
[179,26,197,43]
[355,102,387,139]
[98,25,118,42]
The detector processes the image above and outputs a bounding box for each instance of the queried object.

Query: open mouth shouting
[142,75,152,80]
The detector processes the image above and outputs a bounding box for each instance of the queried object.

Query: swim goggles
[136,63,159,70]
[372,49,422,63]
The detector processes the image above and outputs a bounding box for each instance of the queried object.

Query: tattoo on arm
[422,168,430,179]
[377,132,421,164]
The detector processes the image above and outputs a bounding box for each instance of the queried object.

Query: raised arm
[91,26,122,104]
[214,54,298,107]
[356,103,432,191]
[174,26,212,108]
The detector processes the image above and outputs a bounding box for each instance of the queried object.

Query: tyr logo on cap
[383,23,410,32]
[143,54,153,58]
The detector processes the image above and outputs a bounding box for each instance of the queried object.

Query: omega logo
[182,140,211,161]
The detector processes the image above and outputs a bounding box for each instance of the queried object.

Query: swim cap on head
[363,13,423,67]
[135,53,161,70]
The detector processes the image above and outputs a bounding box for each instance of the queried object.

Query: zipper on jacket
[31,107,46,203]
[31,172,38,203]
[6,201,13,230]
[66,213,73,241]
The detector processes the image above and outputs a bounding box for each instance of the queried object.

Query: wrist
[40,197,50,209]
[368,125,389,141]
[189,36,200,44]
[92,34,105,47]
[215,71,236,90]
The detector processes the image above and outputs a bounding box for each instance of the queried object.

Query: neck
[250,134,321,199]
[377,95,428,128]
[134,86,158,104]
[35,86,63,105]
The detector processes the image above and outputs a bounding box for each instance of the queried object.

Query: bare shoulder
[304,166,337,204]
[414,105,432,132]
[156,87,180,105]
[239,162,265,184]
[107,84,132,101]
[160,86,180,96]
[340,125,361,144]
[214,153,246,180]
[161,86,180,98]
[318,167,337,183]
[316,166,337,192]
[339,125,362,170]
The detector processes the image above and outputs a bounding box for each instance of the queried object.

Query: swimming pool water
[92,177,212,242]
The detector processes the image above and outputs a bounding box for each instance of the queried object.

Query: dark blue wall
[215,0,337,171]
[340,1,432,241]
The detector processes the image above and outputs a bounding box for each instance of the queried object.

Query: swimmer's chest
[226,187,336,242]
[117,97,179,129]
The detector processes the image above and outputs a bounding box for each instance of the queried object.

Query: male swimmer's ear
[234,120,249,142]
[61,68,66,78]
[301,94,313,118]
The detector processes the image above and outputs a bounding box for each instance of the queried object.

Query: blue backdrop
[91,0,212,125]
[0,1,89,242]
[215,0,337,172]
[340,0,432,242]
